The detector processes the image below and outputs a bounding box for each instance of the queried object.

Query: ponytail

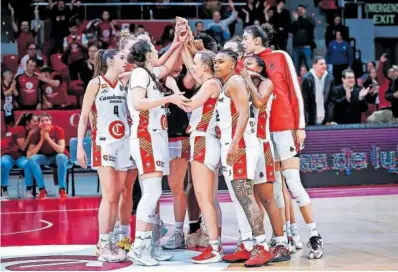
[93,49,105,77]
[16,113,36,127]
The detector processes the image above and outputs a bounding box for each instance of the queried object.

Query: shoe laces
[307,236,321,250]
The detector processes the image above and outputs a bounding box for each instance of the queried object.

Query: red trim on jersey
[91,103,102,168]
[263,141,275,182]
[232,147,248,180]
[192,136,206,164]
[230,101,246,148]
[196,97,217,133]
[101,75,118,89]
[181,138,190,160]
[256,107,267,139]
[137,110,150,137]
[139,134,156,174]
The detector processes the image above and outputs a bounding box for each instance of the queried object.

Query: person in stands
[27,113,69,199]
[14,58,42,110]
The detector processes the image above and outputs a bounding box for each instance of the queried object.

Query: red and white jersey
[216,76,256,146]
[255,94,273,141]
[90,75,129,145]
[187,79,221,136]
[128,67,168,138]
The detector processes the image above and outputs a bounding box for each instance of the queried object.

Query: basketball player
[241,24,323,259]
[126,39,190,266]
[76,49,133,262]
[214,49,274,267]
[179,48,223,263]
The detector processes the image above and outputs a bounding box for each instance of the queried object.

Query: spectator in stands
[1,69,18,127]
[18,43,46,75]
[326,30,353,85]
[38,67,70,109]
[376,54,393,110]
[385,66,398,122]
[239,0,263,27]
[63,20,88,80]
[194,33,218,53]
[160,25,175,47]
[27,113,69,199]
[302,56,335,125]
[264,4,278,48]
[358,61,376,85]
[194,21,205,36]
[1,113,38,199]
[8,3,39,60]
[298,65,308,85]
[325,15,349,47]
[207,0,237,45]
[291,5,315,73]
[328,69,370,124]
[15,58,42,110]
[272,0,291,50]
[135,25,146,35]
[98,10,116,49]
[78,43,98,88]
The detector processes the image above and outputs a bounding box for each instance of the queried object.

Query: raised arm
[187,79,220,111]
[8,4,18,33]
[157,44,184,79]
[241,68,273,109]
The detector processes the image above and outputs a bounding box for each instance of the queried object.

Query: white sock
[275,236,286,246]
[174,221,184,233]
[241,232,253,251]
[255,234,269,250]
[154,213,161,225]
[307,222,318,238]
[99,233,110,247]
[114,220,120,233]
[291,223,298,236]
[282,224,287,239]
[209,240,219,251]
[286,221,292,237]
[118,225,129,240]
[218,236,221,245]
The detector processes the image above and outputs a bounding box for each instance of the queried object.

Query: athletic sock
[255,234,269,251]
[307,222,319,238]
[209,240,219,251]
[275,236,286,246]
[99,233,110,247]
[282,224,287,239]
[154,213,161,225]
[174,221,184,234]
[189,220,200,234]
[291,223,298,236]
[119,224,129,240]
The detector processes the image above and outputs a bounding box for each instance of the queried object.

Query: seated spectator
[78,43,98,88]
[15,58,42,110]
[38,67,70,109]
[207,0,238,45]
[194,21,205,36]
[358,61,376,85]
[302,56,335,125]
[18,43,46,74]
[328,69,370,124]
[63,21,88,80]
[223,39,244,71]
[27,113,69,199]
[326,31,353,85]
[1,69,18,126]
[325,15,349,47]
[1,113,38,199]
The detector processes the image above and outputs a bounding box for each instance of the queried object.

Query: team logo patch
[25,82,33,89]
[45,86,53,95]
[103,155,108,161]
[259,172,264,178]
[269,63,275,71]
[108,121,125,139]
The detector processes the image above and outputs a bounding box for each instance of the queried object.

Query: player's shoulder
[229,74,245,85]
[204,78,222,89]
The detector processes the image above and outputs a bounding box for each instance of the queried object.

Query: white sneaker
[287,236,296,253]
[1,191,9,200]
[151,244,173,261]
[293,234,303,249]
[98,244,126,262]
[128,245,159,266]
[25,190,34,199]
[163,232,185,249]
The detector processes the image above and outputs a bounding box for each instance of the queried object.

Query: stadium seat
[2,54,19,74]
[50,53,67,73]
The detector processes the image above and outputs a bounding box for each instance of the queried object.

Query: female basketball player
[214,49,274,267]
[179,48,223,263]
[241,24,322,259]
[77,49,133,262]
[126,39,190,266]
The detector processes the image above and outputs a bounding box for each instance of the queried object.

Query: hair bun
[120,29,131,38]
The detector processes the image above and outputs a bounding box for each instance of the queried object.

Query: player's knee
[282,169,310,207]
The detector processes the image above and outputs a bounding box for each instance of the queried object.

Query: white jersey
[215,76,256,145]
[187,79,221,136]
[90,75,129,145]
[255,94,273,141]
[128,67,167,138]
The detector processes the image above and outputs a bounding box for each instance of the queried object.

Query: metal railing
[31,2,246,20]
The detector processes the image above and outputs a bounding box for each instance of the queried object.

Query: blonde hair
[118,29,136,50]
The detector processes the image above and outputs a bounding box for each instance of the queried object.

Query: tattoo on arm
[231,179,265,237]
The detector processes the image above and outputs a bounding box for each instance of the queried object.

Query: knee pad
[282,169,310,207]
[273,171,285,209]
[136,177,162,223]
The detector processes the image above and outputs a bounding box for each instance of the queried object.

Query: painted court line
[1,220,53,235]
[1,208,98,215]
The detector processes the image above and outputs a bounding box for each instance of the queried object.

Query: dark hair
[195,21,203,27]
[40,66,52,73]
[93,49,119,77]
[194,34,217,53]
[1,68,13,82]
[342,68,355,78]
[27,58,37,65]
[249,55,267,78]
[161,25,174,45]
[217,49,238,65]
[102,10,112,21]
[244,24,275,48]
[26,42,37,50]
[298,4,306,9]
[68,20,77,28]
[312,56,325,65]
[197,50,216,73]
[129,23,136,33]
[368,61,376,68]
[277,0,285,4]
[128,40,165,93]
[17,113,37,127]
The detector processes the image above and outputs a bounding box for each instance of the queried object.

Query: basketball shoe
[128,244,159,266]
[222,242,252,263]
[244,245,274,267]
[191,245,223,264]
[308,234,323,259]
[163,232,186,249]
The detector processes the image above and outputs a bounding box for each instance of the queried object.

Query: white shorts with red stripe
[254,139,276,184]
[271,130,304,162]
[169,137,190,160]
[92,138,136,171]
[129,130,170,176]
[189,131,220,172]
[220,135,259,182]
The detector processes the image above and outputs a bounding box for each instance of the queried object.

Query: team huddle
[76,17,324,267]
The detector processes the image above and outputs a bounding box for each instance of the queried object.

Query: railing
[31,2,246,20]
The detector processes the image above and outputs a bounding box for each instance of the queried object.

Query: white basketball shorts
[254,140,276,184]
[189,131,220,172]
[92,138,136,171]
[271,130,304,162]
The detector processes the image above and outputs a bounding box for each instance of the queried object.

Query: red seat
[2,54,19,74]
[50,53,67,73]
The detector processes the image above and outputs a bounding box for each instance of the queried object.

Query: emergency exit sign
[365,2,398,25]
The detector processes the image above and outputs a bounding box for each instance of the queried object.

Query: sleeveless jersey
[187,79,221,136]
[90,76,129,145]
[255,94,273,141]
[128,67,167,138]
[215,76,256,146]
